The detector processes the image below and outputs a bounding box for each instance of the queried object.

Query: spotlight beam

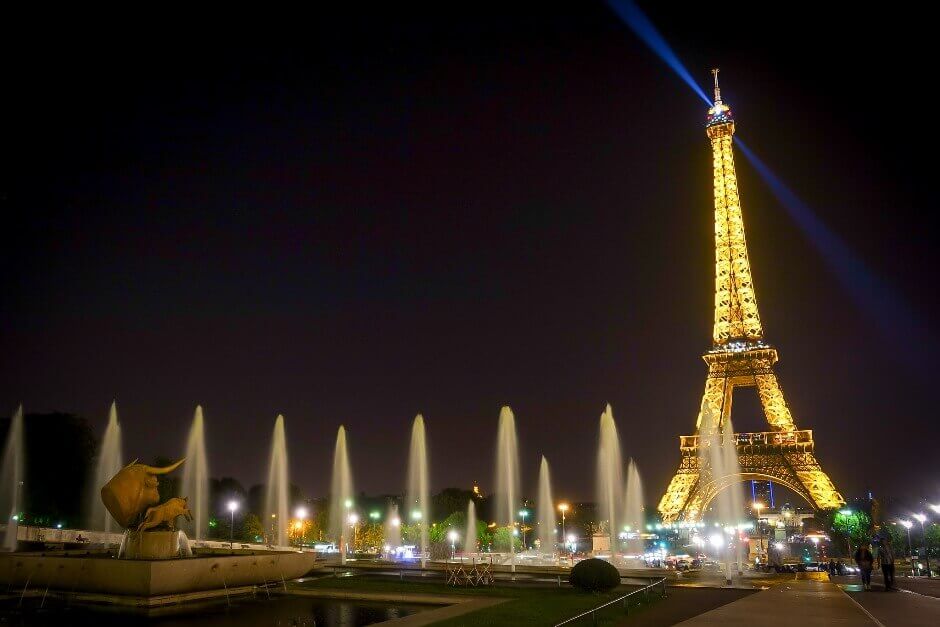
[605,0,711,105]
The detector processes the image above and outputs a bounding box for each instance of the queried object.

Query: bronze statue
[138,497,192,532]
[100,458,185,528]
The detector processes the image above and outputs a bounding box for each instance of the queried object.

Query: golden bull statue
[100,458,185,529]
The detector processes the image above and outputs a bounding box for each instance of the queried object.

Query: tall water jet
[384,502,401,553]
[623,458,645,560]
[698,402,744,584]
[536,456,556,558]
[88,402,123,533]
[264,415,289,547]
[330,425,354,565]
[465,500,478,555]
[1,405,24,551]
[406,415,430,567]
[596,404,623,560]
[495,406,520,571]
[181,405,209,540]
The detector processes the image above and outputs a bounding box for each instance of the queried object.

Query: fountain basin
[123,530,189,559]
[0,551,317,603]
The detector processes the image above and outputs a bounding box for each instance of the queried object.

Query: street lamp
[227,501,239,549]
[369,511,381,522]
[348,513,359,553]
[296,507,309,548]
[519,509,529,549]
[752,502,765,565]
[448,530,458,559]
[913,513,931,578]
[558,504,569,554]
[899,520,913,566]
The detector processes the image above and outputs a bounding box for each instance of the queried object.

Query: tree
[431,488,474,521]
[832,510,872,555]
[492,526,522,552]
[242,513,265,543]
[17,412,97,527]
[356,522,384,553]
[926,523,940,556]
[151,456,181,503]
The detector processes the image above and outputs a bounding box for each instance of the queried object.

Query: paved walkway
[676,578,874,625]
[834,575,940,627]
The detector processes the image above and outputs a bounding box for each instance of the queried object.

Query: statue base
[122,530,189,560]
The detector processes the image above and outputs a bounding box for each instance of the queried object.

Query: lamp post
[348,513,359,554]
[411,510,424,567]
[341,499,352,565]
[296,507,309,548]
[752,502,765,565]
[558,503,569,555]
[913,514,931,578]
[519,509,529,549]
[227,501,239,549]
[448,530,458,559]
[899,520,913,573]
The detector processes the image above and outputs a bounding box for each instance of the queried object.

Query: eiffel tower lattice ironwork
[657,70,844,523]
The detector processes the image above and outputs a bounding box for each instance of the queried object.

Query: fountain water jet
[181,405,209,540]
[384,502,401,554]
[1,405,24,551]
[536,456,556,560]
[465,500,478,555]
[264,415,289,547]
[88,402,123,533]
[623,458,645,563]
[329,425,354,565]
[596,404,623,561]
[495,406,520,571]
[698,402,744,584]
[406,415,429,567]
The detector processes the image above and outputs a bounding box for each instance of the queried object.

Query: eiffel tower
[657,70,844,523]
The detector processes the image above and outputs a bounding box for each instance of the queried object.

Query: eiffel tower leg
[783,449,845,510]
[696,375,731,433]
[754,372,843,507]
[755,372,796,431]
[658,455,701,523]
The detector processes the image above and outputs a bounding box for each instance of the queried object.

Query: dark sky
[2,3,936,509]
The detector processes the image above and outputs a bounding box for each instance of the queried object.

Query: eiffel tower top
[706,68,733,128]
[705,70,764,346]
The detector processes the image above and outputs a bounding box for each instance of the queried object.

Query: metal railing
[680,429,813,449]
[554,577,667,626]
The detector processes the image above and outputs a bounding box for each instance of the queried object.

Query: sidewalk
[837,577,940,627]
[675,578,874,625]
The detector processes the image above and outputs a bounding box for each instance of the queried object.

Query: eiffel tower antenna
[658,72,844,523]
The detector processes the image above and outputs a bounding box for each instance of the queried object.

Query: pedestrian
[854,541,874,590]
[879,535,896,591]
[828,558,837,576]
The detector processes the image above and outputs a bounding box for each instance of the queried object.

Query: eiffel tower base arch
[659,429,844,523]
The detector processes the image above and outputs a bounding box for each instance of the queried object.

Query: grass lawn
[293,575,665,626]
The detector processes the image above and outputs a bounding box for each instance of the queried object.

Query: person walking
[854,541,874,590]
[879,535,896,591]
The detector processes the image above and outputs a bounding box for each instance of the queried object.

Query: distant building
[750,480,775,509]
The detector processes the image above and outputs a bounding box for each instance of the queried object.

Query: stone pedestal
[123,530,185,559]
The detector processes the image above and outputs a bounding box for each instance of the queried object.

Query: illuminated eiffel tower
[657,70,844,523]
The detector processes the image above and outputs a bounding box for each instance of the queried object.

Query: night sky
[2,4,936,509]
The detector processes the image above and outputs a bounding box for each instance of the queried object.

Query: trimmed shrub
[569,558,621,593]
